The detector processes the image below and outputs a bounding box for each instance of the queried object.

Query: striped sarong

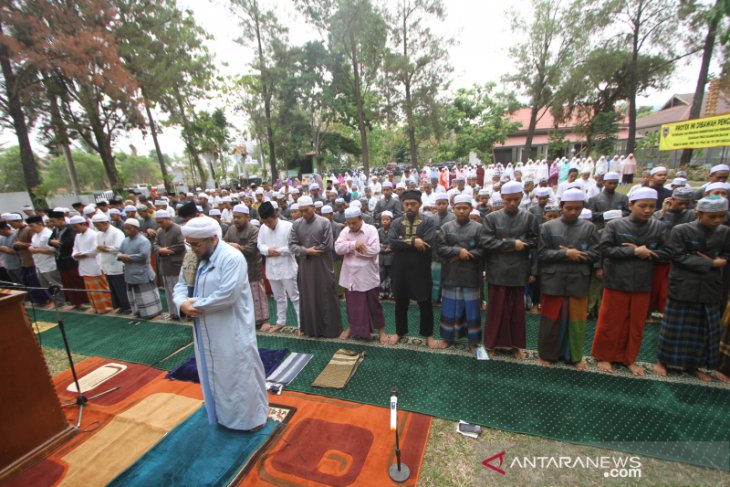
[82,275,113,313]
[656,299,722,370]
[126,281,162,319]
[266,352,314,385]
[440,286,482,344]
[538,294,588,363]
[250,279,270,326]
[431,261,442,301]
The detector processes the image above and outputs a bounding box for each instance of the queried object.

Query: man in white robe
[173,216,268,431]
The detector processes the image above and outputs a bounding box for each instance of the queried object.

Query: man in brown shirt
[224,205,270,329]
[8,214,50,304]
[153,210,185,320]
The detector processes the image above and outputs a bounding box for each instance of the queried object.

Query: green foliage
[0,146,30,192]
[547,131,568,159]
[591,112,620,156]
[41,151,107,193]
[441,83,521,162]
[116,152,163,185]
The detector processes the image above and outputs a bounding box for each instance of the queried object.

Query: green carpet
[32,309,193,367]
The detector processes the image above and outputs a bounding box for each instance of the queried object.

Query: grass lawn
[41,346,729,485]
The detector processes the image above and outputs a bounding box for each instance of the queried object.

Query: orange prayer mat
[239,391,432,487]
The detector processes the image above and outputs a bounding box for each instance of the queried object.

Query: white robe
[173,241,268,430]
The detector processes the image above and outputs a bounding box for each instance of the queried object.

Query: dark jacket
[665,220,730,304]
[600,216,668,292]
[482,208,539,287]
[588,191,629,230]
[436,219,485,288]
[538,218,599,296]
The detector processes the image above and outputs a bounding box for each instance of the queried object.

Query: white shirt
[72,228,102,276]
[257,219,297,280]
[31,228,56,273]
[221,208,233,224]
[96,225,125,275]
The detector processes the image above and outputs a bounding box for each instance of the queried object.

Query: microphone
[390,387,398,431]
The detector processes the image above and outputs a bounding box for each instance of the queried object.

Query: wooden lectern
[0,291,75,482]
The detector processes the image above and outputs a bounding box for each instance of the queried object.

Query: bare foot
[712,370,730,384]
[259,323,272,332]
[513,349,526,360]
[427,337,447,349]
[269,324,285,333]
[652,363,668,377]
[339,329,350,340]
[378,329,388,345]
[469,344,479,354]
[628,363,645,376]
[529,306,540,315]
[388,334,403,346]
[295,329,304,337]
[536,357,551,368]
[574,360,588,371]
[689,369,712,382]
[597,361,613,373]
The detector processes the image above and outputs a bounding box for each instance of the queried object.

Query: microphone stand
[3,281,121,428]
[388,386,410,483]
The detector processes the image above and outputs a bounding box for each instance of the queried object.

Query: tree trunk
[252,6,278,182]
[350,31,370,178]
[142,93,173,194]
[524,104,540,162]
[46,82,80,195]
[626,6,641,155]
[79,85,122,193]
[174,85,207,185]
[402,5,418,169]
[0,22,46,208]
[680,0,721,166]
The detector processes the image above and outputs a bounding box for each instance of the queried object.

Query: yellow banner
[659,113,730,150]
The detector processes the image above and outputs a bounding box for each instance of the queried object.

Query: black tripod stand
[1,280,121,428]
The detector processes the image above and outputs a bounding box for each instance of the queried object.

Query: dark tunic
[388,214,437,301]
[289,214,343,338]
[436,219,485,288]
[482,208,539,287]
[153,223,185,277]
[374,196,403,224]
[538,218,600,297]
[224,224,263,283]
[587,190,629,230]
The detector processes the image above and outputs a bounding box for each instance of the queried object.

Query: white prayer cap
[580,167,591,174]
[711,164,730,174]
[454,194,472,206]
[290,203,299,211]
[705,182,730,193]
[91,212,109,223]
[154,200,167,206]
[233,204,249,214]
[290,188,300,194]
[196,187,202,191]
[2,212,21,221]
[69,215,86,224]
[579,208,593,219]
[490,192,502,203]
[561,188,585,202]
[671,177,687,187]
[186,192,194,197]
[314,201,324,208]
[382,181,393,188]
[53,207,66,213]
[649,166,667,176]
[344,207,361,218]
[250,219,261,227]
[155,210,171,219]
[603,209,623,221]
[603,171,620,181]
[478,188,490,196]
[381,211,393,219]
[124,218,140,228]
[321,205,333,214]
[209,209,221,216]
[198,192,208,199]
[83,204,96,215]
[124,205,137,213]
[435,193,449,201]
[500,181,523,195]
[534,187,551,197]
[335,198,345,204]
[222,196,232,202]
[109,208,121,215]
[271,201,279,209]
[350,199,362,208]
[254,187,264,195]
[181,216,219,238]
[298,196,314,207]
[136,204,148,211]
[22,204,33,210]
[629,187,658,201]
[470,209,480,216]
[311,183,322,190]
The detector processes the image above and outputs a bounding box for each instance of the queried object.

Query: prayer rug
[312,348,366,389]
[239,391,431,486]
[266,352,314,385]
[109,412,284,487]
[166,348,289,383]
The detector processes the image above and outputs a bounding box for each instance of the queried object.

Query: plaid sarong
[439,286,482,344]
[126,281,162,319]
[250,279,270,326]
[656,299,722,370]
[82,275,113,313]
